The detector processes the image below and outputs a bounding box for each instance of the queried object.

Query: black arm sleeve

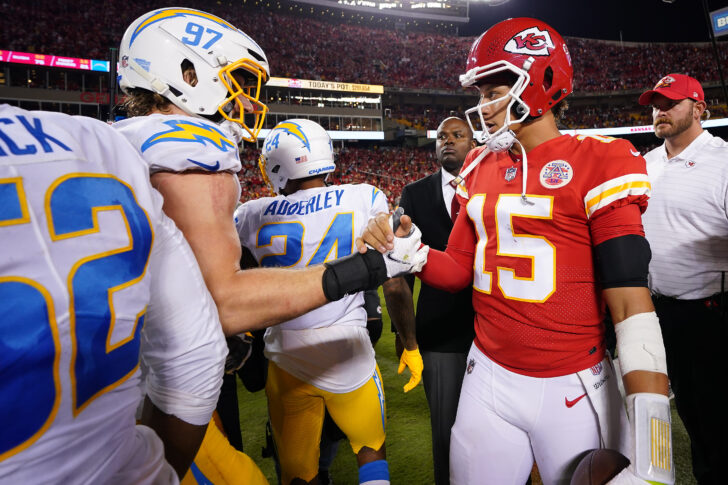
[593,234,651,288]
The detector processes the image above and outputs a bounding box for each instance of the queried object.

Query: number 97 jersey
[451,134,650,378]
[235,183,388,330]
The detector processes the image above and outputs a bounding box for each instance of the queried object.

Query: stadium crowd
[3,0,728,94]
[239,145,437,203]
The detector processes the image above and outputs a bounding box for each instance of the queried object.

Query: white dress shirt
[441,168,457,218]
[643,130,728,299]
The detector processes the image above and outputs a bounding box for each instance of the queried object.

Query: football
[570,449,630,485]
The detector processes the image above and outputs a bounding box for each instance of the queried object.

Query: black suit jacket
[400,170,475,353]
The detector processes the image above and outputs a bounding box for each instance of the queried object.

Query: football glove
[607,467,651,484]
[398,347,423,393]
[383,213,428,278]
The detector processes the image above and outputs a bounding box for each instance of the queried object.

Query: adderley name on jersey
[263,188,345,217]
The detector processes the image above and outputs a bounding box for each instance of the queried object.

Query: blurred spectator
[239,145,438,205]
[3,1,728,94]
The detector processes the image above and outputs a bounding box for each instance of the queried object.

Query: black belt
[652,292,728,319]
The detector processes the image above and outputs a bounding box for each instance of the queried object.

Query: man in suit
[383,117,476,485]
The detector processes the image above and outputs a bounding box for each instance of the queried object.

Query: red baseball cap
[638,73,704,105]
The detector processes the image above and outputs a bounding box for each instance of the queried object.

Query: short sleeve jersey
[235,183,388,331]
[114,114,242,175]
[0,106,169,482]
[450,134,650,377]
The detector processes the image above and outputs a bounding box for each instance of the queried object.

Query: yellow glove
[398,347,423,393]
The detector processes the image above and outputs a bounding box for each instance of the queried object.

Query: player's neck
[511,112,562,154]
[664,124,703,159]
[290,178,328,193]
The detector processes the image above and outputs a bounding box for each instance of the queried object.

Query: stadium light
[470,0,511,5]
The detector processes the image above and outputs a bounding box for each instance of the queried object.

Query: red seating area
[239,145,437,204]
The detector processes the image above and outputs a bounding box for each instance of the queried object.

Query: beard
[654,111,693,139]
[441,156,464,174]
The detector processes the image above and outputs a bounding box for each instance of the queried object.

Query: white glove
[606,468,651,484]
[383,214,428,277]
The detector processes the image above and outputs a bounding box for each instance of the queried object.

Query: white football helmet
[118,7,269,142]
[259,119,336,195]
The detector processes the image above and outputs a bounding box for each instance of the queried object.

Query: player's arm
[152,171,421,334]
[592,204,673,485]
[141,396,206,479]
[152,170,330,334]
[382,277,422,392]
[141,209,227,478]
[356,211,473,292]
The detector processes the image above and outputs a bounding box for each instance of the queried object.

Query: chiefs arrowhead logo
[655,75,675,89]
[504,27,555,56]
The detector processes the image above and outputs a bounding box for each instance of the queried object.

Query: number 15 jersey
[426,134,651,377]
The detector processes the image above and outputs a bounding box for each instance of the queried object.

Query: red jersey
[419,134,650,377]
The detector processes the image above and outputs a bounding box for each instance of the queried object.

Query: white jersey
[0,105,225,483]
[235,183,388,391]
[114,113,242,174]
[644,131,728,299]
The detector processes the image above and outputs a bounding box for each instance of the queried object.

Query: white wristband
[614,311,667,376]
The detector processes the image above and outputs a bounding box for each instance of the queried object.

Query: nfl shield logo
[466,358,476,374]
[505,166,518,182]
[590,362,603,375]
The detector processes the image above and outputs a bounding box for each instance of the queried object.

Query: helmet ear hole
[180,59,198,87]
[543,66,553,92]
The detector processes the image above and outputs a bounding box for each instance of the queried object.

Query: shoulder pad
[114,114,242,174]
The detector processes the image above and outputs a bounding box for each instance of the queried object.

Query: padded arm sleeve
[142,213,227,426]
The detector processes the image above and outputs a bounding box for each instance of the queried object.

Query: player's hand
[398,347,423,393]
[224,333,254,374]
[356,210,413,254]
[383,215,428,277]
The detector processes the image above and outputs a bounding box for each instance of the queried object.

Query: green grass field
[237,284,696,484]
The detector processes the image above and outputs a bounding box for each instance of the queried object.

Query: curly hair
[120,88,174,117]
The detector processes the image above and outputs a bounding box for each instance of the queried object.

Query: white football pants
[449,344,628,485]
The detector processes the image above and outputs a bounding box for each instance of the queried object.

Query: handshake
[357,207,429,277]
[321,208,429,302]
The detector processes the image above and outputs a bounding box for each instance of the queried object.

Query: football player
[235,119,424,485]
[356,18,673,485]
[115,7,420,337]
[114,8,425,482]
[0,105,226,483]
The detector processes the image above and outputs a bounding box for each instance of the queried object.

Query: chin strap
[511,137,533,206]
[452,147,490,187]
[127,57,171,97]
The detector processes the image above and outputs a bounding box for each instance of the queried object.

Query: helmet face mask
[218,59,269,141]
[460,18,572,147]
[119,8,269,142]
[258,119,336,196]
[462,60,531,146]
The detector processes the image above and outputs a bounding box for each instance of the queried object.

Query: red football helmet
[460,17,573,144]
